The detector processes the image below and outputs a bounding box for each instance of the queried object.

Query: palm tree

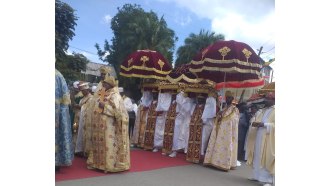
[175,29,225,67]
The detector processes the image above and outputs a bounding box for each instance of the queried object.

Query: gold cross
[158,59,165,71]
[140,56,149,67]
[219,46,231,60]
[128,58,133,67]
[242,48,252,63]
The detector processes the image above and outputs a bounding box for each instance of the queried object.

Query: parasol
[120,49,172,80]
[166,63,202,84]
[189,40,264,90]
[258,82,275,94]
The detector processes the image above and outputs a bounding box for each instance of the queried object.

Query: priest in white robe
[169,91,195,157]
[131,90,152,147]
[200,96,217,157]
[152,92,172,152]
[245,92,275,185]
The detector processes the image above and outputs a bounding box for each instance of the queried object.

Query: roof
[81,62,117,78]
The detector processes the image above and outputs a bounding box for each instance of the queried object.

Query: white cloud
[103,14,112,24]
[65,49,73,55]
[174,15,192,26]
[80,51,93,58]
[156,0,275,52]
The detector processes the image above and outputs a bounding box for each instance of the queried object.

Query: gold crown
[104,74,116,86]
[99,66,111,74]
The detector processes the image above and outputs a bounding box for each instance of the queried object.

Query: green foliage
[55,0,78,59]
[96,4,178,101]
[175,29,225,67]
[55,52,90,83]
[55,0,89,84]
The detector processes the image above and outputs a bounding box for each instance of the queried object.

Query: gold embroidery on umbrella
[242,48,252,62]
[219,46,231,60]
[140,56,149,67]
[158,59,165,71]
[128,58,133,67]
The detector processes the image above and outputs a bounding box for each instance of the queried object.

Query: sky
[62,0,275,66]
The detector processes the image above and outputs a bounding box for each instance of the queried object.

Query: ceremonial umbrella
[166,63,202,84]
[188,40,265,105]
[246,82,275,107]
[189,40,264,90]
[120,49,172,80]
[258,82,275,94]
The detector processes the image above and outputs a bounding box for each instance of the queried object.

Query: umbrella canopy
[258,82,275,94]
[166,63,201,84]
[189,40,264,89]
[120,49,172,80]
[246,82,275,105]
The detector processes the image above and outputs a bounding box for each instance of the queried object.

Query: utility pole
[257,46,263,56]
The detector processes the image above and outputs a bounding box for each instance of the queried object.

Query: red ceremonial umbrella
[120,49,172,80]
[166,63,201,84]
[189,40,264,90]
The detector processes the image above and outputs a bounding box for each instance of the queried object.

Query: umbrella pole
[239,89,246,104]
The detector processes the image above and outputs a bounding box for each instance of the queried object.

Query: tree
[55,0,78,59]
[55,0,89,83]
[96,4,178,101]
[175,29,225,67]
[55,52,90,83]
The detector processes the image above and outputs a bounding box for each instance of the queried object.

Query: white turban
[73,81,80,89]
[118,87,124,93]
[92,86,97,93]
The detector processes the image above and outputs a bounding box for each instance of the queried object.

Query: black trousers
[128,111,136,139]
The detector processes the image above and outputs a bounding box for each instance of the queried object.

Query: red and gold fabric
[120,50,172,80]
[189,40,263,87]
[143,101,158,150]
[137,106,149,148]
[87,88,130,173]
[186,104,205,163]
[161,101,177,155]
[131,105,149,148]
[166,63,201,84]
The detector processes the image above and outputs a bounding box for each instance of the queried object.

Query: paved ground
[56,160,263,186]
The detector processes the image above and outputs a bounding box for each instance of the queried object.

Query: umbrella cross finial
[158,59,165,71]
[128,58,133,67]
[242,48,252,63]
[218,46,231,60]
[140,56,149,66]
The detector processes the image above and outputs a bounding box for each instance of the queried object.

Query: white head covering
[156,92,172,111]
[73,81,80,89]
[140,91,152,106]
[78,82,90,90]
[91,86,97,93]
[118,87,124,93]
[201,96,217,122]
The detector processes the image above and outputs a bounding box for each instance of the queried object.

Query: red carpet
[56,149,190,182]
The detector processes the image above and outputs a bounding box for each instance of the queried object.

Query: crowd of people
[55,66,275,186]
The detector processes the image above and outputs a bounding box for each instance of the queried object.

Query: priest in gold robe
[204,91,240,171]
[75,82,94,157]
[94,65,112,95]
[245,92,275,185]
[87,74,130,173]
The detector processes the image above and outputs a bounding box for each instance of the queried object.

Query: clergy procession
[56,40,275,186]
